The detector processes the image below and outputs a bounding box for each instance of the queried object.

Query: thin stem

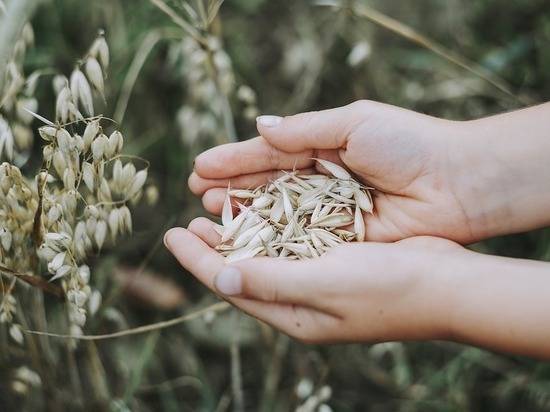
[149,0,208,47]
[114,28,181,124]
[345,2,527,105]
[24,301,231,340]
[230,311,244,412]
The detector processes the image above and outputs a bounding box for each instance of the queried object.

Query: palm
[189,101,476,243]
[337,124,473,242]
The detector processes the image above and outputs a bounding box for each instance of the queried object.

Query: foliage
[1,0,549,410]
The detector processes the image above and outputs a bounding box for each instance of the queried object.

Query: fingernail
[163,228,180,250]
[214,266,242,295]
[256,115,282,128]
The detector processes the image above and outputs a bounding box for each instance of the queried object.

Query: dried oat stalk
[216,159,374,263]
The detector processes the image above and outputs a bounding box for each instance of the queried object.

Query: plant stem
[230,311,244,412]
[0,0,41,95]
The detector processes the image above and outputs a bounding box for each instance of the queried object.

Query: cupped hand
[188,100,484,244]
[164,218,466,344]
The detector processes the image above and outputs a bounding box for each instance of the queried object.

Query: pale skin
[164,100,550,359]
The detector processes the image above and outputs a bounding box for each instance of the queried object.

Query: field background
[1,0,550,410]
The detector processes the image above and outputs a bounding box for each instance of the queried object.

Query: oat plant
[0,32,148,346]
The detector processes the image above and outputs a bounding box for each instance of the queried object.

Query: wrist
[395,240,469,341]
[448,109,550,240]
[441,251,550,358]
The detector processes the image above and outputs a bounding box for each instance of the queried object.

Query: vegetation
[1,0,549,410]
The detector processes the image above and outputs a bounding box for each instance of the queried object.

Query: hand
[164,218,463,343]
[166,220,550,358]
[189,100,484,243]
[189,101,550,243]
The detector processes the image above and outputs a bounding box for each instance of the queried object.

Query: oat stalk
[24,301,231,340]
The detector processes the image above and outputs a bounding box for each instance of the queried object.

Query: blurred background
[1,0,550,410]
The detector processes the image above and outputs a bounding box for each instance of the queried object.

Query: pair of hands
[165,100,550,356]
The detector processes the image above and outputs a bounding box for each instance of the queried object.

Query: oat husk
[216,159,374,262]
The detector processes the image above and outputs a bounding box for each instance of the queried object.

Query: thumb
[213,257,321,305]
[256,101,367,152]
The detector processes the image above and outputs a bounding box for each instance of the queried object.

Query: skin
[166,100,550,359]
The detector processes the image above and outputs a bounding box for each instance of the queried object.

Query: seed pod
[82,162,95,191]
[78,265,91,283]
[48,252,66,274]
[74,221,86,241]
[47,204,62,223]
[99,178,112,201]
[63,168,76,190]
[86,216,97,236]
[52,151,67,178]
[354,206,365,242]
[314,158,351,180]
[0,229,12,251]
[269,197,284,223]
[221,209,248,242]
[70,68,94,116]
[85,57,104,96]
[121,163,136,187]
[85,205,99,218]
[309,213,353,228]
[233,221,266,249]
[55,87,71,122]
[128,169,147,198]
[107,131,123,157]
[91,134,107,163]
[56,128,72,152]
[281,188,293,223]
[88,290,102,316]
[112,159,123,188]
[119,205,132,233]
[228,189,259,199]
[354,189,373,213]
[222,187,233,226]
[83,120,100,151]
[248,225,275,248]
[108,208,120,239]
[72,290,88,308]
[37,244,57,261]
[90,36,109,69]
[94,220,107,249]
[38,126,57,142]
[252,194,273,209]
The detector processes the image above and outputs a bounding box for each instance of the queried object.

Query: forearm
[442,250,550,359]
[452,103,550,239]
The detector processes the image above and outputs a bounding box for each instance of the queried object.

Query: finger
[256,101,367,152]
[194,136,314,179]
[202,188,230,216]
[164,227,224,289]
[164,227,336,340]
[213,256,326,308]
[187,217,222,248]
[188,168,316,197]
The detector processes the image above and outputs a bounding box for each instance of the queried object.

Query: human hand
[189,101,550,243]
[166,219,550,357]
[189,101,483,243]
[164,218,464,343]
